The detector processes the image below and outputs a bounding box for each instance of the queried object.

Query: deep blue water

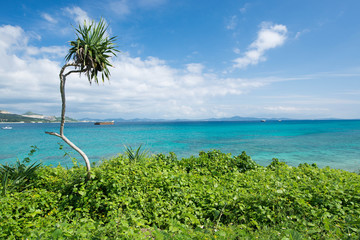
[1,120,359,171]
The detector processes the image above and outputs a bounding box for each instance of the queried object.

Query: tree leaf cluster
[124,145,149,164]
[65,18,119,84]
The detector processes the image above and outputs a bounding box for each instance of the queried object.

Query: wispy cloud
[338,90,360,95]
[109,0,166,17]
[226,15,238,30]
[64,6,91,24]
[262,105,330,119]
[239,3,250,14]
[137,0,167,8]
[295,29,310,39]
[264,106,323,112]
[110,0,131,17]
[233,48,241,54]
[233,22,287,69]
[41,13,58,24]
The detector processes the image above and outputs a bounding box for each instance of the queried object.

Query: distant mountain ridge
[206,116,263,121]
[22,111,42,115]
[80,116,293,123]
[1,109,350,123]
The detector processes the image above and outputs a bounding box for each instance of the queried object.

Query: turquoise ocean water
[0,120,359,171]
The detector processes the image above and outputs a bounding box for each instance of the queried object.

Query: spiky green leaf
[65,18,119,84]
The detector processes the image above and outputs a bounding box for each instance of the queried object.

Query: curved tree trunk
[46,63,91,180]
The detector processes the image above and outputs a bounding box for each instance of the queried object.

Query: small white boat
[261,120,266,122]
[1,126,12,130]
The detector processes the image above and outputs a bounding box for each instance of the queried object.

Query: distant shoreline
[1,119,360,124]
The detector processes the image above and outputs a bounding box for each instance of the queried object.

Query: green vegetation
[65,18,119,84]
[0,146,42,195]
[22,111,42,115]
[124,145,149,163]
[0,149,359,239]
[0,112,78,123]
[0,113,50,123]
[54,116,78,122]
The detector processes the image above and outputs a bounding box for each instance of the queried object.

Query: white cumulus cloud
[67,54,265,119]
[0,25,60,114]
[0,25,26,50]
[233,22,287,69]
[0,24,268,119]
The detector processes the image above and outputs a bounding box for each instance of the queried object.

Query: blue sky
[0,0,359,119]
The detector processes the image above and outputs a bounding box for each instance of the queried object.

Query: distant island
[79,116,289,123]
[0,110,78,123]
[1,111,276,124]
[1,109,349,124]
[80,115,303,122]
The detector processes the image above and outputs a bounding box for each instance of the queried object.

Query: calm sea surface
[1,120,359,171]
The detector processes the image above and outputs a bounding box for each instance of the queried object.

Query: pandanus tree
[46,18,118,179]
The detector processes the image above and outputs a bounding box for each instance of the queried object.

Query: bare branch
[62,63,89,78]
[64,69,85,77]
[59,63,78,77]
[45,131,61,137]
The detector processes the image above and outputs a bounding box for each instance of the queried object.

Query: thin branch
[64,69,85,78]
[60,62,89,77]
[45,131,61,137]
[45,131,91,179]
[60,63,78,77]
[216,203,227,228]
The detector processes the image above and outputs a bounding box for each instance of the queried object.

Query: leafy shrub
[267,157,287,170]
[0,146,41,195]
[154,152,178,165]
[178,150,259,177]
[1,150,359,239]
[233,151,259,172]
